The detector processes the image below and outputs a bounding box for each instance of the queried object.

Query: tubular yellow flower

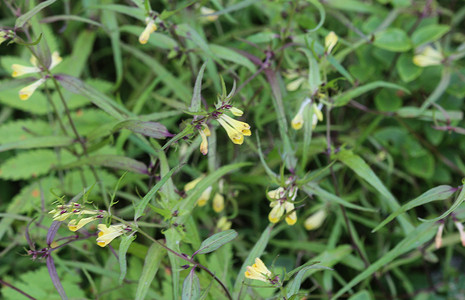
[217,216,232,231]
[245,258,272,283]
[200,7,218,22]
[184,176,205,192]
[139,17,157,45]
[199,129,209,155]
[413,46,443,67]
[284,202,297,225]
[454,222,465,247]
[220,114,251,136]
[213,193,224,213]
[19,79,46,101]
[268,201,285,223]
[197,186,212,206]
[68,216,98,232]
[50,51,63,69]
[312,103,324,129]
[435,223,444,249]
[217,117,244,145]
[230,107,243,117]
[325,31,338,54]
[286,77,305,92]
[304,209,326,230]
[96,224,126,247]
[12,64,40,77]
[291,98,311,130]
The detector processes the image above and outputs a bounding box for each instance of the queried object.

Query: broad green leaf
[396,53,422,83]
[0,150,73,180]
[373,185,455,232]
[374,28,411,52]
[336,150,414,234]
[15,0,57,28]
[334,81,409,107]
[0,120,52,143]
[194,230,238,256]
[411,24,450,47]
[232,224,272,298]
[404,153,435,179]
[135,242,166,300]
[0,85,49,115]
[331,222,437,299]
[349,290,371,300]
[0,136,74,152]
[134,165,181,221]
[189,61,208,113]
[182,269,201,300]
[119,234,136,284]
[419,68,452,112]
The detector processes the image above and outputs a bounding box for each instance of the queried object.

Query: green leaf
[373,28,411,52]
[101,9,123,88]
[0,136,74,152]
[303,0,326,32]
[134,165,182,221]
[119,234,136,284]
[189,61,208,113]
[336,150,414,234]
[90,4,145,21]
[331,222,438,299]
[232,224,272,298]
[15,0,57,28]
[396,53,422,83]
[210,45,256,72]
[421,183,465,222]
[194,230,238,256]
[411,24,450,47]
[404,153,435,179]
[325,0,387,14]
[182,269,201,300]
[334,81,409,107]
[135,242,166,300]
[63,155,148,175]
[373,185,455,232]
[286,265,332,298]
[0,150,73,180]
[0,120,52,143]
[113,120,172,139]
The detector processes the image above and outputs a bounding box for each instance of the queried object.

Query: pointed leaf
[135,242,165,300]
[182,269,201,300]
[189,61,208,113]
[194,230,238,256]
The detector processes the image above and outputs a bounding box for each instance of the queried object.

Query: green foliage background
[1,0,465,299]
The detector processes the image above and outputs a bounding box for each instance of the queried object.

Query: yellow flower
[139,17,157,45]
[217,216,232,231]
[217,113,251,145]
[311,103,324,129]
[267,187,285,199]
[304,209,326,230]
[96,224,126,247]
[454,221,465,247]
[435,222,444,249]
[286,77,305,92]
[19,78,46,100]
[184,176,212,207]
[230,107,243,117]
[68,216,98,232]
[268,201,297,225]
[213,193,224,213]
[325,31,338,54]
[200,7,218,22]
[413,46,443,67]
[245,258,272,283]
[199,128,209,155]
[49,203,97,221]
[291,98,311,130]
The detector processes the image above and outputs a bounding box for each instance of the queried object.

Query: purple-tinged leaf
[63,155,149,174]
[113,120,174,139]
[46,255,68,300]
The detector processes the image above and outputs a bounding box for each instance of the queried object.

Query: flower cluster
[267,181,298,226]
[97,224,131,247]
[12,51,62,100]
[291,98,323,131]
[245,257,277,284]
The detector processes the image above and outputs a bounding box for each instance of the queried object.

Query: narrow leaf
[182,268,201,300]
[113,120,173,139]
[15,0,57,28]
[194,230,238,256]
[334,81,410,107]
[135,242,165,300]
[0,136,74,152]
[63,155,148,174]
[189,61,208,113]
[119,233,136,284]
[46,255,68,300]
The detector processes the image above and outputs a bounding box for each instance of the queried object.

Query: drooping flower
[213,193,225,213]
[217,113,251,145]
[230,107,243,117]
[200,7,218,22]
[199,125,210,155]
[96,224,127,247]
[184,175,212,207]
[12,51,62,100]
[291,98,311,130]
[454,221,465,247]
[325,31,338,55]
[245,258,272,283]
[68,216,99,232]
[413,46,443,67]
[217,216,232,231]
[139,17,157,45]
[435,222,445,249]
[304,209,326,231]
[311,103,324,129]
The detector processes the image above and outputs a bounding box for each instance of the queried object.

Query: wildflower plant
[2,1,465,300]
